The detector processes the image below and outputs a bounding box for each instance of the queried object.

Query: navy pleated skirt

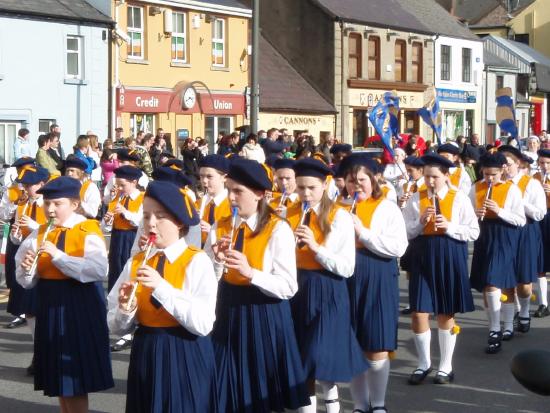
[516,218,543,284]
[7,281,37,316]
[540,210,550,273]
[470,219,521,292]
[34,278,113,397]
[348,248,399,352]
[410,235,474,314]
[212,281,309,413]
[108,228,137,291]
[127,325,218,413]
[399,237,420,273]
[4,228,18,289]
[291,269,368,382]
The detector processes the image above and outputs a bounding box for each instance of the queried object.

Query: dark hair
[142,133,154,145]
[423,163,450,175]
[345,165,383,199]
[37,134,50,148]
[246,133,258,143]
[197,138,207,146]
[18,128,30,137]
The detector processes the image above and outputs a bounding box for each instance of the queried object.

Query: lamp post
[250,0,260,133]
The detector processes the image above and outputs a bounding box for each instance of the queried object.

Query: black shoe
[533,305,550,318]
[26,362,35,376]
[433,371,454,384]
[517,316,531,333]
[502,329,514,341]
[485,331,502,354]
[5,317,27,329]
[370,407,388,412]
[401,306,412,315]
[111,337,132,352]
[408,367,432,385]
[513,312,519,330]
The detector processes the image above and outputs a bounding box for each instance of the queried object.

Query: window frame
[462,47,472,83]
[348,32,362,79]
[171,11,187,63]
[394,39,406,82]
[441,45,451,81]
[411,42,423,84]
[211,18,226,67]
[127,5,144,60]
[65,35,83,79]
[367,36,381,81]
[496,75,504,91]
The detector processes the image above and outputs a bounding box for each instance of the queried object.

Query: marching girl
[108,181,218,413]
[403,154,479,385]
[103,149,149,205]
[206,159,310,413]
[197,155,231,246]
[16,176,113,412]
[532,148,550,318]
[470,153,526,354]
[288,158,367,413]
[163,158,197,202]
[340,154,408,413]
[437,143,472,195]
[497,146,546,334]
[64,156,101,218]
[372,160,398,204]
[270,158,299,217]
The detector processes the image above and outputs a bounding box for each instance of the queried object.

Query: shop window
[127,6,144,59]
[411,42,423,83]
[171,12,187,63]
[206,116,233,153]
[441,45,451,81]
[130,114,155,137]
[462,48,471,83]
[0,121,20,165]
[442,110,464,140]
[496,75,504,90]
[39,119,56,134]
[66,35,83,79]
[368,36,380,80]
[348,33,362,79]
[212,18,226,67]
[394,40,406,82]
[352,110,369,147]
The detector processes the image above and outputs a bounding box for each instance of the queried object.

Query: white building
[0,0,112,164]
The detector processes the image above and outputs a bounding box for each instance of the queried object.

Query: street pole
[250,0,260,133]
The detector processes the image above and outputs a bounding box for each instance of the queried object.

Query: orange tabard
[450,168,462,188]
[131,246,200,328]
[269,192,298,210]
[16,200,47,239]
[107,192,144,230]
[79,180,92,201]
[534,173,550,208]
[516,175,530,197]
[474,181,513,220]
[36,220,105,280]
[197,196,231,244]
[419,188,457,235]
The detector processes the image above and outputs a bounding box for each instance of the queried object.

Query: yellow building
[508,1,550,59]
[111,0,251,153]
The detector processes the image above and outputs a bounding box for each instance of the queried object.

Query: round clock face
[183,87,196,109]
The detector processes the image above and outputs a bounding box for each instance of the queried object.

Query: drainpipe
[112,2,121,138]
[339,20,345,142]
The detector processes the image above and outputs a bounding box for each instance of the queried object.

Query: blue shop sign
[436,88,477,103]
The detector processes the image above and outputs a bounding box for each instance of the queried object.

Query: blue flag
[496,87,518,142]
[368,92,399,157]
[418,93,442,145]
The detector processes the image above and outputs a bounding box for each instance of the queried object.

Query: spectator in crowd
[456,135,467,152]
[461,144,481,183]
[150,134,168,168]
[73,135,96,175]
[197,137,209,157]
[329,143,352,166]
[383,147,407,184]
[241,133,265,163]
[100,139,119,189]
[114,127,125,146]
[468,133,487,156]
[523,136,540,175]
[216,134,234,156]
[13,128,32,160]
[49,123,65,159]
[88,134,103,187]
[257,129,267,145]
[262,127,287,158]
[316,133,336,164]
[35,134,59,175]
[405,134,420,156]
[295,135,315,159]
[424,140,436,154]
[156,128,173,154]
[135,130,145,145]
[181,137,202,188]
[47,132,64,170]
[126,135,153,178]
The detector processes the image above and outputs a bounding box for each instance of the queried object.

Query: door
[0,121,21,165]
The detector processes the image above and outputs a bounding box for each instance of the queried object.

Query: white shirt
[522,150,539,175]
[383,162,406,183]
[10,197,44,245]
[107,237,217,337]
[396,176,425,199]
[80,181,101,218]
[205,213,298,300]
[382,182,398,204]
[511,174,547,221]
[356,199,408,258]
[16,213,108,289]
[404,186,480,242]
[0,186,19,221]
[198,188,228,219]
[89,150,102,182]
[101,188,143,232]
[103,172,149,204]
[450,166,472,195]
[468,180,526,227]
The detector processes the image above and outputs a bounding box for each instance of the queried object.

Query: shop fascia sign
[350,89,423,108]
[436,88,477,103]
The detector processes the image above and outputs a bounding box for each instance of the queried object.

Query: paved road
[0,277,549,412]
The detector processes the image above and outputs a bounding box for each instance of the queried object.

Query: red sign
[117,87,244,115]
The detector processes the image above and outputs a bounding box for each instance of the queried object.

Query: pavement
[0,277,549,412]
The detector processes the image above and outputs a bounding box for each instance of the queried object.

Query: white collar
[511,173,525,184]
[58,213,86,228]
[206,188,228,206]
[127,189,142,200]
[151,237,188,264]
[237,212,258,231]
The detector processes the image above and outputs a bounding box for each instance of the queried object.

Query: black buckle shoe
[433,370,454,384]
[502,329,514,341]
[485,331,502,354]
[408,367,432,385]
[517,316,531,333]
[5,317,27,329]
[111,337,132,352]
[533,305,550,318]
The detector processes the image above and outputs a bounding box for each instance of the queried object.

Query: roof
[489,35,550,66]
[0,0,112,25]
[171,0,251,16]
[259,36,336,114]
[484,49,519,70]
[435,0,535,26]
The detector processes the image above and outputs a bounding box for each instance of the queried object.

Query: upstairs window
[127,6,144,59]
[441,45,451,81]
[348,33,362,79]
[66,35,82,79]
[212,18,226,67]
[394,40,406,82]
[368,36,380,80]
[171,12,187,62]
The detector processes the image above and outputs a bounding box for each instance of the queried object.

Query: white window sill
[64,78,88,85]
[126,58,149,65]
[211,65,229,72]
[171,61,191,68]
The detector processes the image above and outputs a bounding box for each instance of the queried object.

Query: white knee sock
[514,294,521,313]
[502,303,515,332]
[538,277,548,306]
[438,328,456,375]
[366,358,389,409]
[518,295,531,319]
[121,333,132,341]
[486,290,502,332]
[350,372,369,412]
[319,381,340,413]
[413,329,431,370]
[26,317,35,341]
[298,395,317,413]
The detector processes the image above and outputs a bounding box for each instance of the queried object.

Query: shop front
[257,112,336,140]
[436,88,481,141]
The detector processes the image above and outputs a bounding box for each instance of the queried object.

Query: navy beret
[437,143,460,156]
[404,156,425,167]
[117,149,141,163]
[227,159,272,191]
[479,152,508,168]
[12,157,35,169]
[461,145,480,162]
[114,165,142,181]
[64,156,88,171]
[17,166,50,185]
[294,158,334,179]
[145,181,199,226]
[159,151,175,160]
[330,143,352,154]
[338,153,379,177]
[273,158,295,170]
[152,166,192,188]
[265,154,281,167]
[498,144,523,160]
[37,176,81,199]
[421,153,455,169]
[538,149,550,158]
[163,159,185,170]
[521,153,534,164]
[198,154,229,173]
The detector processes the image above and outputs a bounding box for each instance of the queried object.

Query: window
[368,36,380,80]
[0,122,20,165]
[514,33,529,45]
[171,12,187,62]
[348,33,362,79]
[39,119,56,134]
[394,40,406,82]
[66,35,82,79]
[462,48,472,82]
[496,75,504,90]
[441,45,451,81]
[206,116,233,153]
[130,114,155,137]
[127,6,144,59]
[212,18,225,67]
[411,42,423,83]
